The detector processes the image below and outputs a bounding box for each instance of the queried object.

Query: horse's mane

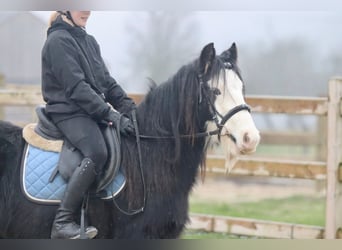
[0,121,25,226]
[136,55,228,164]
[0,121,23,176]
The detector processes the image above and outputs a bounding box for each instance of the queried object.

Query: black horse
[0,43,260,238]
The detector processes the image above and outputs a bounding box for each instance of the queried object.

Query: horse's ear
[200,42,216,74]
[221,42,238,64]
[229,42,238,63]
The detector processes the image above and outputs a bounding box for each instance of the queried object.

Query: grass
[189,195,325,226]
[181,195,325,239]
[182,230,241,239]
[255,144,318,160]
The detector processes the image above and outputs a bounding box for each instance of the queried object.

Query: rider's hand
[105,110,135,136]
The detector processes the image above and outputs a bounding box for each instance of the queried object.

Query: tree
[238,39,338,132]
[123,12,200,90]
[240,39,328,97]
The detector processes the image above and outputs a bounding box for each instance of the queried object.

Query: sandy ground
[190,175,326,203]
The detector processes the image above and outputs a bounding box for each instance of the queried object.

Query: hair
[48,11,60,28]
[47,11,75,30]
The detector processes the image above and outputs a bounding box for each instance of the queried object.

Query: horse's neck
[128,106,206,196]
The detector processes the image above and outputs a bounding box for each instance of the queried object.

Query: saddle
[22,106,123,199]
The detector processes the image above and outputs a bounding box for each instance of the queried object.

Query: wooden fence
[0,78,341,239]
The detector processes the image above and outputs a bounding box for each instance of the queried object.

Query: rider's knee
[88,146,108,172]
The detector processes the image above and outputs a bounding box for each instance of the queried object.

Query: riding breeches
[50,115,108,173]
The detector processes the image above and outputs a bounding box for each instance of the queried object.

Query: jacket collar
[47,15,86,38]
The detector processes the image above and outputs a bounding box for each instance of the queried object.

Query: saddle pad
[21,144,126,204]
[23,123,63,152]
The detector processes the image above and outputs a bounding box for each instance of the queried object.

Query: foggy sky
[32,11,342,93]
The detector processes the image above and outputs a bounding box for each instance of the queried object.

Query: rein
[137,103,250,141]
[111,110,146,216]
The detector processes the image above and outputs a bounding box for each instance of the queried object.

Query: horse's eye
[212,88,221,96]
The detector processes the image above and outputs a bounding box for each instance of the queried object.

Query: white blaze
[207,68,260,172]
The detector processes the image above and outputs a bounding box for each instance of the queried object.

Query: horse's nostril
[243,132,250,144]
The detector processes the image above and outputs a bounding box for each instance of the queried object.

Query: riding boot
[51,158,98,239]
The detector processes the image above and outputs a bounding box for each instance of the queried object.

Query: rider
[42,11,136,239]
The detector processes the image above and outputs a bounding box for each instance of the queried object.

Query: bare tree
[123,12,200,89]
[240,39,328,97]
[239,39,342,132]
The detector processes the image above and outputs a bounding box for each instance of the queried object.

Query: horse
[0,42,260,239]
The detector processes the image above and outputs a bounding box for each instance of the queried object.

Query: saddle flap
[95,126,121,192]
[57,140,83,181]
[56,125,122,192]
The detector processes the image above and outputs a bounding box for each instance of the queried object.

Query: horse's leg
[87,199,113,238]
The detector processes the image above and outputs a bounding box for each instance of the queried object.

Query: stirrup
[66,225,98,239]
[51,221,98,239]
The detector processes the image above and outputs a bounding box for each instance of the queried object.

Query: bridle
[138,61,251,141]
[197,64,251,142]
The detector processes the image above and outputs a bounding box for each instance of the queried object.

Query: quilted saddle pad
[21,144,126,204]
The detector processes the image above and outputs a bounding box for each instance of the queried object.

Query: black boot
[51,158,98,239]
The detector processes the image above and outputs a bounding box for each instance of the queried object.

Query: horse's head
[198,43,260,171]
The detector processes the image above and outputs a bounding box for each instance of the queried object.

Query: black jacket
[41,16,135,122]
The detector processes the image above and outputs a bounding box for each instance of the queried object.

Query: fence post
[325,77,342,239]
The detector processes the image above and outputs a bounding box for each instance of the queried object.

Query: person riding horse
[42,11,136,239]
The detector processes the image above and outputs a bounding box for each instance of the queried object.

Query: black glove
[105,110,135,136]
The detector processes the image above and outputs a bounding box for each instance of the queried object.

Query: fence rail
[0,90,329,115]
[246,95,328,115]
[0,78,342,239]
[206,156,327,180]
[188,213,326,239]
